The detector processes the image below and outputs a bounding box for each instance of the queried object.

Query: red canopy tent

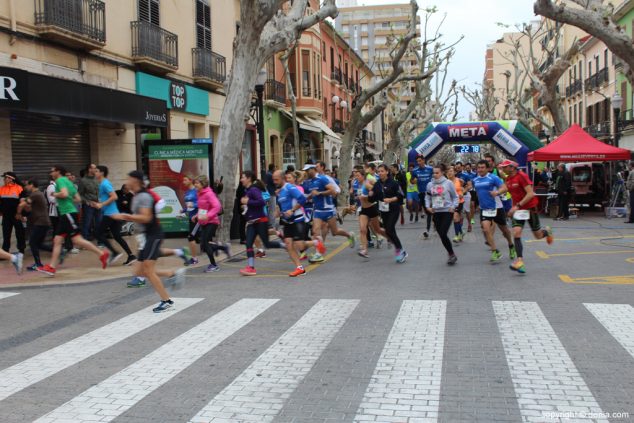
[528,124,631,162]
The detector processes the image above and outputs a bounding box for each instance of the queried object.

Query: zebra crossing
[0,293,632,423]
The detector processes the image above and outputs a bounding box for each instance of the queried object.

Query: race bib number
[357,206,362,214]
[482,209,498,217]
[379,201,389,212]
[135,234,146,250]
[432,196,444,209]
[514,209,530,221]
[198,209,208,222]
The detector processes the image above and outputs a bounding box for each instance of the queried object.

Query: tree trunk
[385,127,402,164]
[337,111,361,206]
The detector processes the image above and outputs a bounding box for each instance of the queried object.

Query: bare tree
[534,0,634,88]
[215,0,337,240]
[337,0,437,204]
[461,84,498,120]
[280,45,300,166]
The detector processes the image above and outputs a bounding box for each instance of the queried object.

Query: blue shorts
[407,192,419,202]
[502,198,513,212]
[313,209,336,221]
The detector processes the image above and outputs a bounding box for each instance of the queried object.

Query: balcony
[584,121,611,138]
[333,119,344,133]
[566,79,582,97]
[131,21,178,73]
[192,48,226,89]
[596,67,609,86]
[585,74,598,90]
[331,67,342,85]
[264,80,286,105]
[34,0,105,49]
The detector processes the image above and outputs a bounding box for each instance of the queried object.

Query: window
[301,50,311,97]
[588,61,592,77]
[595,55,599,73]
[573,103,577,124]
[322,42,326,61]
[568,106,572,124]
[138,0,159,25]
[196,0,211,50]
[330,47,334,73]
[603,49,608,70]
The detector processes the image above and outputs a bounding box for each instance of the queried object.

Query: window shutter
[196,0,212,50]
[139,0,160,25]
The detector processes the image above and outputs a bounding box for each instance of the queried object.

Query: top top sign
[170,81,187,111]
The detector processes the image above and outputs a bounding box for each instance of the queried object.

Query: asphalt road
[0,215,633,423]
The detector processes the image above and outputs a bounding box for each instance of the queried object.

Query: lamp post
[543,127,551,170]
[254,68,268,179]
[612,92,623,148]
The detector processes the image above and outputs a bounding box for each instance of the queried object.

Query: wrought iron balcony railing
[131,20,178,69]
[34,0,106,47]
[192,48,226,85]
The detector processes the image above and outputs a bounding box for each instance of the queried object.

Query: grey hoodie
[425,176,458,212]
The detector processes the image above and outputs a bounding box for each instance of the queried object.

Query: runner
[304,164,355,263]
[370,164,407,263]
[446,165,465,243]
[501,160,554,274]
[405,163,420,223]
[425,164,459,265]
[92,165,136,266]
[287,170,310,262]
[192,175,229,272]
[465,162,478,229]
[472,160,516,263]
[38,165,110,277]
[455,161,473,232]
[112,171,185,313]
[354,169,388,258]
[18,179,51,271]
[182,175,200,265]
[411,155,434,238]
[485,153,513,212]
[239,171,285,276]
[273,170,326,277]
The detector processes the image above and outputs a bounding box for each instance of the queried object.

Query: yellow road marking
[526,234,634,243]
[305,241,349,273]
[626,258,634,263]
[188,274,285,279]
[536,250,633,259]
[559,274,634,285]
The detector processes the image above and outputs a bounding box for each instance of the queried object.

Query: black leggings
[245,220,283,258]
[380,210,403,251]
[97,215,133,257]
[2,215,25,253]
[29,224,52,267]
[433,212,454,255]
[200,223,219,265]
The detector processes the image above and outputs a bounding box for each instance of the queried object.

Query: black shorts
[55,213,81,238]
[456,203,464,214]
[480,208,507,226]
[137,233,164,261]
[512,209,542,232]
[470,190,478,207]
[360,205,379,219]
[283,221,307,241]
[418,192,426,205]
[187,220,201,243]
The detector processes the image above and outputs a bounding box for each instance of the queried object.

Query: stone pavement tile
[438,300,522,422]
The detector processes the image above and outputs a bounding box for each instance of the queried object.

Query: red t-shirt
[506,171,538,209]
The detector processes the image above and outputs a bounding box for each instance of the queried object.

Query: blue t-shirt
[277,183,306,223]
[307,175,334,211]
[473,173,504,210]
[412,165,433,193]
[98,179,118,216]
[183,188,198,218]
[457,171,474,190]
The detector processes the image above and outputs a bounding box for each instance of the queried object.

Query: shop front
[0,66,167,186]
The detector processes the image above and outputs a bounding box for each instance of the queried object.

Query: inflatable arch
[407,121,543,167]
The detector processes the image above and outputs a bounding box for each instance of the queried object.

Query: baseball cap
[500,159,518,168]
[302,164,316,171]
[2,171,17,181]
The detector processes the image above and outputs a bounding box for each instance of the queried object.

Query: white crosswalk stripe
[0,292,19,301]
[0,297,203,402]
[585,303,634,359]
[354,300,446,423]
[493,301,608,423]
[188,299,359,423]
[35,298,278,423]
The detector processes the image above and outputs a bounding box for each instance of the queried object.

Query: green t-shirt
[55,176,78,215]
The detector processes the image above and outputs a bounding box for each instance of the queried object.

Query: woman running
[193,175,229,272]
[354,169,388,258]
[239,171,285,276]
[425,164,459,265]
[446,166,465,243]
[370,164,407,263]
[182,175,199,265]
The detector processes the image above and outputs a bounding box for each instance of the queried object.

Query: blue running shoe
[12,253,23,275]
[127,277,146,288]
[153,299,174,313]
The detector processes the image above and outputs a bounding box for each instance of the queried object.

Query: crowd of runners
[0,153,554,313]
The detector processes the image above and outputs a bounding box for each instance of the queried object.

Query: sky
[340,0,536,120]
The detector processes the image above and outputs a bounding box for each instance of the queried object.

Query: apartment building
[0,0,237,187]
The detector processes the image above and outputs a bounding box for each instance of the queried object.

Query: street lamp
[612,92,623,148]
[254,67,268,179]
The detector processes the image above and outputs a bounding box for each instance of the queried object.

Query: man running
[304,164,354,263]
[273,170,326,276]
[501,160,554,273]
[411,155,433,238]
[472,160,516,263]
[405,163,420,223]
[19,179,51,271]
[38,165,110,276]
[112,171,184,312]
[455,161,473,232]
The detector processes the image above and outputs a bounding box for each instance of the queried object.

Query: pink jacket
[196,187,221,225]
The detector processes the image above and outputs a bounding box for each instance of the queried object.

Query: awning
[304,117,341,142]
[280,110,321,133]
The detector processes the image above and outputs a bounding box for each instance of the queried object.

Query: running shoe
[308,253,324,263]
[26,264,39,272]
[376,238,383,249]
[70,248,80,254]
[123,255,138,266]
[289,266,306,277]
[188,257,199,266]
[448,254,458,266]
[181,247,192,265]
[12,253,23,275]
[348,232,356,249]
[452,234,462,243]
[510,259,526,274]
[37,264,56,276]
[153,299,174,313]
[490,250,502,263]
[240,266,257,276]
[545,226,554,245]
[396,251,408,263]
[127,277,146,288]
[358,249,369,258]
[368,241,375,249]
[99,250,110,270]
[509,246,517,260]
[470,218,475,225]
[299,251,308,261]
[415,214,419,222]
[108,252,124,266]
[223,243,232,258]
[315,239,326,255]
[423,231,429,239]
[205,264,220,273]
[255,250,266,258]
[168,268,186,290]
[409,214,413,222]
